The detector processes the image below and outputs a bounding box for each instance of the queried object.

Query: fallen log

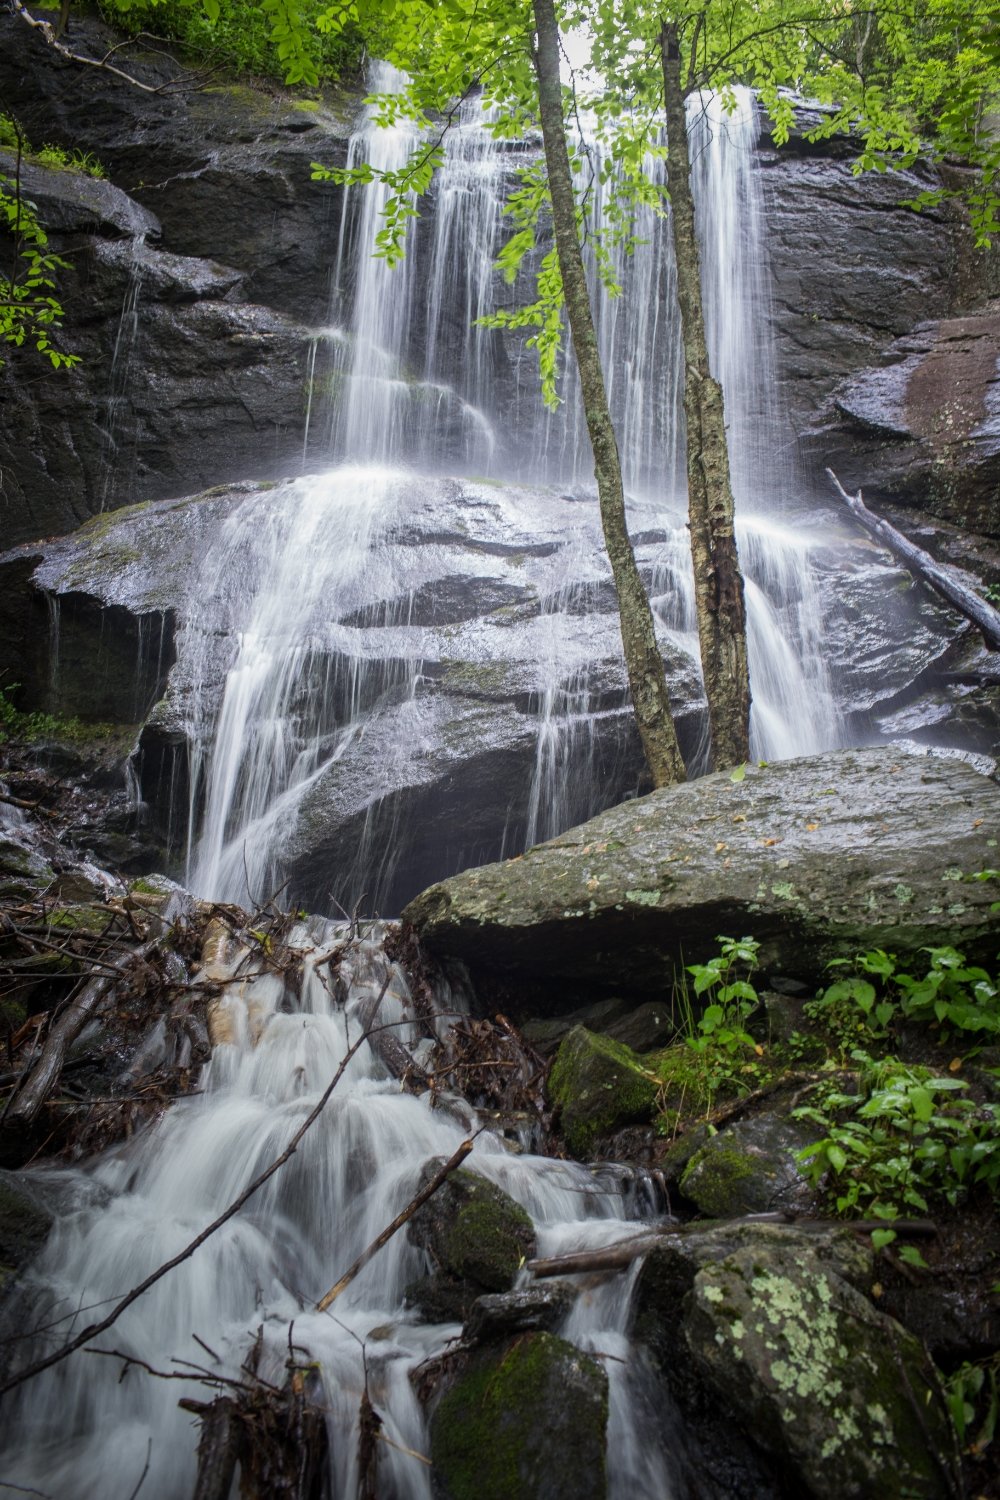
[184,1396,241,1500]
[827,469,1000,650]
[527,1216,939,1279]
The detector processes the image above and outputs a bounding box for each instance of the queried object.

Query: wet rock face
[404,748,1000,1014]
[684,1245,955,1499]
[0,11,349,546]
[830,308,1000,535]
[429,1331,609,1500]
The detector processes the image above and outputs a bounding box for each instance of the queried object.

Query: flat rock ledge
[403,748,1000,1014]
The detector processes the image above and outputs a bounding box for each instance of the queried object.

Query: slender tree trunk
[660,23,751,770]
[532,0,686,789]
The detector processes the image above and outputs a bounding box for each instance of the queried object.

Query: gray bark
[532,0,686,788]
[661,23,751,770]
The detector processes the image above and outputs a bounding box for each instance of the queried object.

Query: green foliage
[33,143,106,179]
[946,1353,999,1458]
[794,1051,1000,1227]
[806,944,1000,1048]
[0,684,110,745]
[656,935,765,1113]
[96,0,362,89]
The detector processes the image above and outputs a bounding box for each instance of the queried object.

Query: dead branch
[316,1135,476,1311]
[6,937,159,1126]
[527,1216,940,1279]
[0,1017,401,1400]
[827,469,1000,650]
[11,0,204,95]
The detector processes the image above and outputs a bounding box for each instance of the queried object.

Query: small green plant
[807,944,1000,1047]
[685,935,761,1054]
[946,1353,999,1458]
[794,1052,1000,1237]
[34,143,106,179]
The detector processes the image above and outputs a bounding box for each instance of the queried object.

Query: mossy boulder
[683,1243,956,1499]
[408,1165,535,1316]
[678,1115,817,1217]
[429,1332,608,1500]
[548,1025,659,1158]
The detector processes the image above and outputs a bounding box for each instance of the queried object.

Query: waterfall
[0,923,678,1500]
[179,71,841,912]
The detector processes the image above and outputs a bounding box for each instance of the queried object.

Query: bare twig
[316,1134,477,1311]
[0,1017,406,1399]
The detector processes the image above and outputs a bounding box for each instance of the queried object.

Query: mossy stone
[409,1166,535,1297]
[548,1025,659,1158]
[678,1116,817,1218]
[430,1332,608,1500]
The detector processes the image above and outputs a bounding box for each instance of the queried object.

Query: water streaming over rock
[183,76,840,909]
[0,923,677,1499]
[0,76,925,1500]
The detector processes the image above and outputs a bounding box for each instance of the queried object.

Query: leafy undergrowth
[644,927,1000,1483]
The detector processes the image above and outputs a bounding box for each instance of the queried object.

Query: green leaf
[729,763,746,783]
[898,1244,930,1270]
[871,1228,897,1251]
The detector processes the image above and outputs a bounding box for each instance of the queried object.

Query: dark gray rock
[0,1170,54,1279]
[463,1282,576,1344]
[429,1332,608,1500]
[678,1115,817,1217]
[404,748,1000,1014]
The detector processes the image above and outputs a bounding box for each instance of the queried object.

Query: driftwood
[827,469,1000,650]
[527,1216,940,1279]
[6,938,158,1126]
[186,1395,241,1500]
[316,1136,475,1311]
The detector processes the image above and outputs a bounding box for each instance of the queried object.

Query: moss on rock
[430,1332,608,1500]
[408,1166,535,1303]
[548,1025,659,1158]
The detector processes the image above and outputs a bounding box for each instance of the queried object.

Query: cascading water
[183,76,839,911]
[0,921,677,1500]
[5,77,863,1500]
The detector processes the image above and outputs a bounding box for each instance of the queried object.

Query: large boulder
[403,748,1000,1014]
[683,1244,955,1499]
[407,1164,535,1320]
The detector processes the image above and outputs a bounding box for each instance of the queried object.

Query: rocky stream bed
[0,746,998,1499]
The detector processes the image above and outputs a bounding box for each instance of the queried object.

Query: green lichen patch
[548,1026,659,1158]
[684,1245,955,1498]
[429,1332,608,1500]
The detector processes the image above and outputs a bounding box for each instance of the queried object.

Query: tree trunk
[532,0,686,788]
[660,23,751,770]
